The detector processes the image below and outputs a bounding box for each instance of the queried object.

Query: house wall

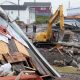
[3,6,51,24]
[29,7,51,23]
[5,9,30,24]
[19,9,29,24]
[5,10,18,20]
[0,2,51,24]
[29,7,35,24]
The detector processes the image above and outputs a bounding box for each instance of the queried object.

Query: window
[41,7,46,10]
[11,11,13,14]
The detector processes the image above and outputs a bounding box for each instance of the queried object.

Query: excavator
[33,5,64,46]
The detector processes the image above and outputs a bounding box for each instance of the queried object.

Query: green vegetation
[35,16,50,24]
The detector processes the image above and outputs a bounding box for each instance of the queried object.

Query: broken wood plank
[3,52,26,63]
[0,41,9,54]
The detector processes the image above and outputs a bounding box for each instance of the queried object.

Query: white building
[0,1,51,24]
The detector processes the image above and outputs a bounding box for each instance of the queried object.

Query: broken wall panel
[62,34,70,42]
[0,54,5,64]
[8,39,18,53]
[3,52,26,63]
[7,26,29,48]
[0,41,9,54]
[0,55,3,60]
[14,39,30,56]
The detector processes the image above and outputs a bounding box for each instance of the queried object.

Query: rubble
[53,60,65,67]
[0,3,80,80]
[0,63,12,76]
[0,7,64,80]
[38,32,80,67]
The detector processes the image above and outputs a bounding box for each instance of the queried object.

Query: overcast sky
[0,0,80,15]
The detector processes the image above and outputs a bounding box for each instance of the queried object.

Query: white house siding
[0,2,51,24]
[29,7,35,24]
[19,8,35,24]
[30,12,35,24]
[5,10,18,20]
[5,10,30,24]
[19,10,29,24]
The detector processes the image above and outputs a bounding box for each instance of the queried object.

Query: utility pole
[34,0,36,23]
[18,0,20,20]
[68,0,70,9]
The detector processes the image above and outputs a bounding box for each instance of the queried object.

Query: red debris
[0,74,43,80]
[0,25,10,36]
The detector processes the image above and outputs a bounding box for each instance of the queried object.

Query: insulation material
[0,41,9,54]
[14,39,30,57]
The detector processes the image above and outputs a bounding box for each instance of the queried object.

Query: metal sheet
[7,25,29,48]
[0,34,8,43]
[64,19,80,27]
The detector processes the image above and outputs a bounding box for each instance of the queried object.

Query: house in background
[0,2,51,24]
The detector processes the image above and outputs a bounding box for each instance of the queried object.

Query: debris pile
[0,9,41,79]
[38,30,80,68]
[0,24,41,78]
[0,7,67,80]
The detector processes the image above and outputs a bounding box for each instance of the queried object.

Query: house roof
[0,2,51,10]
[67,7,80,10]
[24,2,51,7]
[0,5,27,10]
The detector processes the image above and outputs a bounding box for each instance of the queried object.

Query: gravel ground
[37,47,80,80]
[22,24,80,80]
[61,73,80,80]
[38,47,72,65]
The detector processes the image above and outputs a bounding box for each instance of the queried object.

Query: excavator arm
[47,5,64,40]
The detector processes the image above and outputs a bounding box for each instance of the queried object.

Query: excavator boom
[47,5,64,40]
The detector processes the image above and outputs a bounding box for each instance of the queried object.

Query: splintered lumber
[58,42,80,48]
[8,39,18,53]
[0,54,5,64]
[14,39,30,56]
[3,52,26,63]
[0,54,3,60]
[0,41,9,54]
